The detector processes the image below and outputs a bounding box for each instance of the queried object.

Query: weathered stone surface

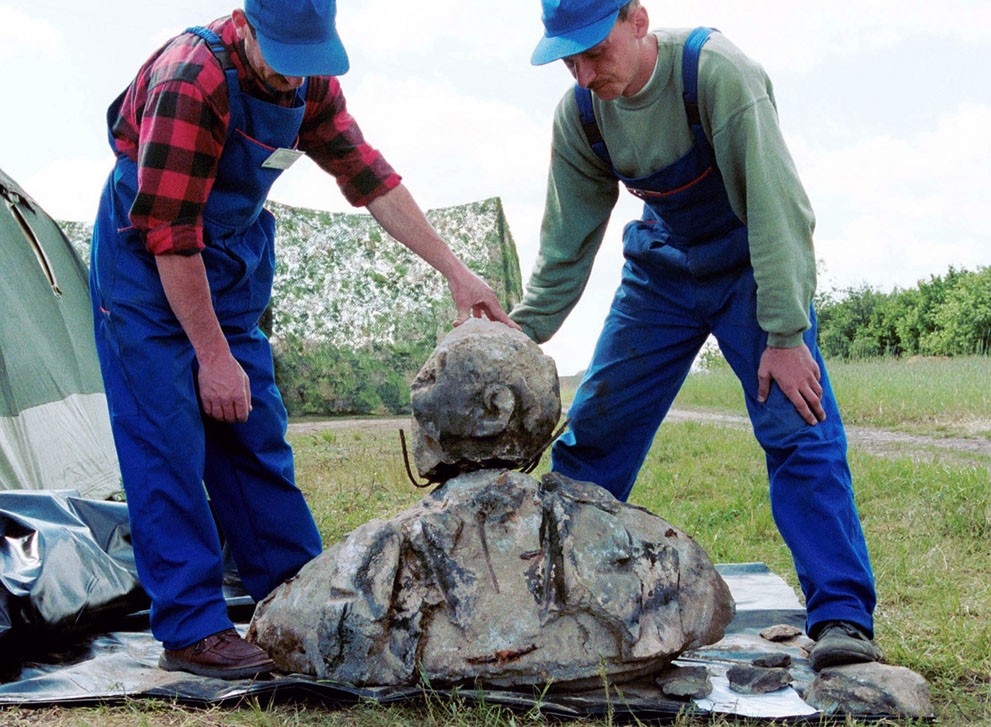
[753,653,792,669]
[655,665,713,699]
[409,318,561,481]
[727,664,793,694]
[804,662,934,719]
[247,469,735,688]
[760,624,803,642]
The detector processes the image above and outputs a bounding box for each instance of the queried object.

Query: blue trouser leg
[713,273,876,637]
[552,262,710,501]
[89,183,321,649]
[202,326,321,602]
[91,297,232,650]
[92,307,321,648]
[90,189,227,649]
[554,262,876,636]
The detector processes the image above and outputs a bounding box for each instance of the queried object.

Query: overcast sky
[2,0,988,375]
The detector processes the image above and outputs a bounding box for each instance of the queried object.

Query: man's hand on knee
[757,344,825,425]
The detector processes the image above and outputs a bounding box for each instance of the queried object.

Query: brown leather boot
[158,628,276,679]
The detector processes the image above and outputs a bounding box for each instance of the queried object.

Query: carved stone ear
[410,318,561,481]
[473,384,516,437]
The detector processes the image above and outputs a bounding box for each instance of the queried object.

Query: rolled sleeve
[145,223,204,256]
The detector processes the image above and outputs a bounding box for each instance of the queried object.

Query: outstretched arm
[366,184,518,328]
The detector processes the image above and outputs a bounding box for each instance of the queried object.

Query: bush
[816,266,990,359]
[273,335,431,417]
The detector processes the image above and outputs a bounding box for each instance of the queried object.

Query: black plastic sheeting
[0,491,897,722]
[0,490,249,679]
[0,491,147,675]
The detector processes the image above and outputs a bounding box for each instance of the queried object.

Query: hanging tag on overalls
[261,148,304,170]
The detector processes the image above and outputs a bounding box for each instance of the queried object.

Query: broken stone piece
[805,662,934,719]
[247,469,735,689]
[727,664,793,694]
[655,665,713,699]
[760,624,803,642]
[753,653,792,669]
[409,318,561,482]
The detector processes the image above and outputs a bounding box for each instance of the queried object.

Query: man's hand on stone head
[447,265,520,330]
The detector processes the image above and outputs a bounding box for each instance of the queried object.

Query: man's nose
[285,76,305,89]
[573,58,595,88]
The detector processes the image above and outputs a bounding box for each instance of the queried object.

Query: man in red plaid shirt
[89,0,515,680]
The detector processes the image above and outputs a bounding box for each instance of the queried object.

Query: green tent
[0,167,119,499]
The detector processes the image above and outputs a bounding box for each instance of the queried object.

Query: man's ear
[231,8,248,39]
[631,4,650,39]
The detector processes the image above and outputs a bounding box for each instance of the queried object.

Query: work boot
[159,628,276,680]
[808,620,882,672]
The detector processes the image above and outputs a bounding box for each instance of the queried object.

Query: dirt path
[290,417,411,435]
[290,410,991,461]
[664,409,991,460]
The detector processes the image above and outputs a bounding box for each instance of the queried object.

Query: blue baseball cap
[531,0,629,66]
[244,0,350,77]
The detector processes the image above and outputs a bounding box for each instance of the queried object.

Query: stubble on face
[233,11,304,93]
[563,5,654,101]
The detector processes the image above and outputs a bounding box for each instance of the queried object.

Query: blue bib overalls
[555,29,876,637]
[89,27,322,650]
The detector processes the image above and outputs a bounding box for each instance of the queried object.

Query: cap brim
[530,9,618,66]
[256,28,350,77]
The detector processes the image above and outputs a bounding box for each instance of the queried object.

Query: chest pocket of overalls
[201,129,283,330]
[576,28,751,281]
[199,73,307,332]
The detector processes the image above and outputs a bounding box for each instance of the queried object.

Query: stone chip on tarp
[655,664,713,699]
[247,469,735,688]
[753,653,792,669]
[760,624,803,642]
[409,318,561,481]
[727,664,793,695]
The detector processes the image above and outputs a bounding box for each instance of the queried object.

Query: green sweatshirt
[511,28,817,349]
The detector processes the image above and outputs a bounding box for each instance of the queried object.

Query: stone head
[410,319,561,481]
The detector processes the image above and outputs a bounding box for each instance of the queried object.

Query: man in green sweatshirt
[511,0,881,671]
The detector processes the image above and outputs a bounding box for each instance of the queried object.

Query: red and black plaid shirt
[110,15,401,255]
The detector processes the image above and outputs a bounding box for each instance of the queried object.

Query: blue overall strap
[185,26,236,72]
[574,26,719,168]
[186,24,308,108]
[574,85,612,167]
[682,27,716,130]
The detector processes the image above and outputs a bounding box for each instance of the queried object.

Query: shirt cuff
[347,173,402,208]
[145,223,205,256]
[767,331,805,349]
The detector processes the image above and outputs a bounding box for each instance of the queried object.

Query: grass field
[673,354,991,440]
[3,356,989,726]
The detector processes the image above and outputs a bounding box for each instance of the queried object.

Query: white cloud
[341,74,549,204]
[796,102,991,292]
[21,155,113,223]
[341,0,537,61]
[0,5,61,56]
[651,0,991,75]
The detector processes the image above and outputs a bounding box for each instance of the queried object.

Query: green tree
[816,266,991,359]
[924,267,991,355]
[817,284,896,359]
